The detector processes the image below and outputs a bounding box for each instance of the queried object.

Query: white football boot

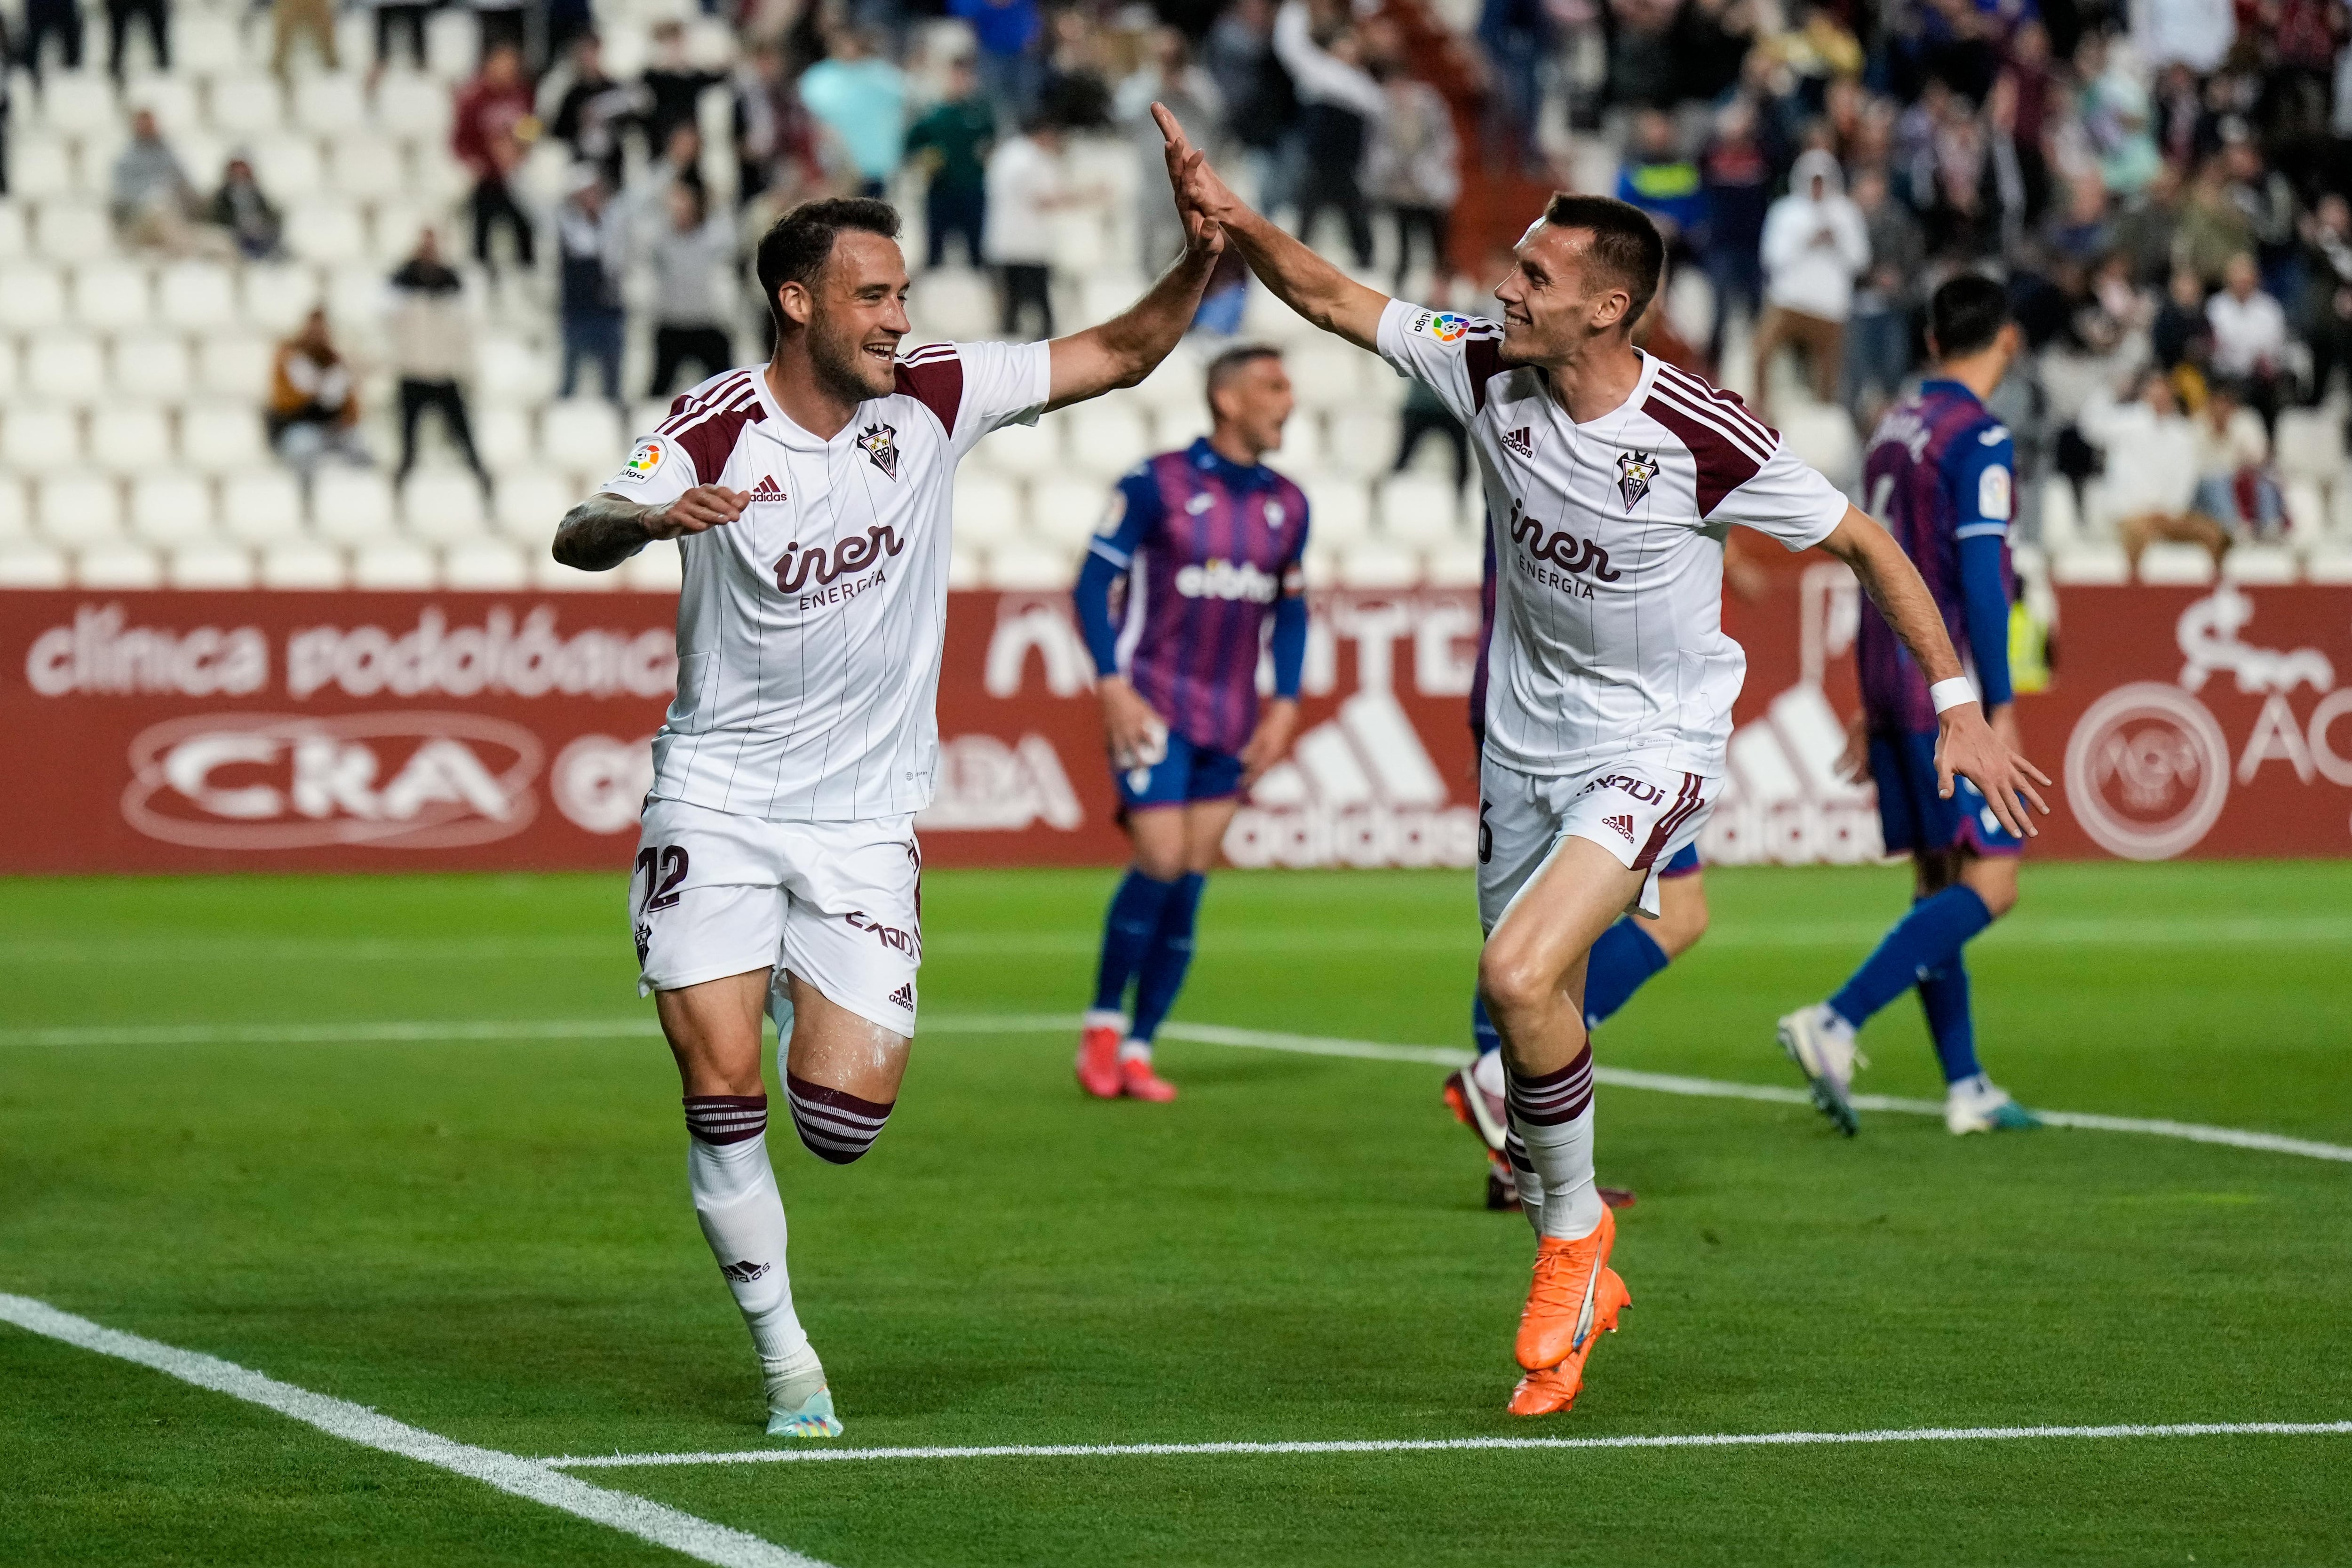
[763,1347,842,1439]
[1944,1075,2043,1135]
[1777,1003,1867,1137]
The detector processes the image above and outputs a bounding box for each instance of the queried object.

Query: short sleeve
[599,429,697,509]
[1710,442,1850,552]
[899,339,1050,461]
[1375,298,1508,426]
[1947,423,2015,542]
[1087,465,1161,569]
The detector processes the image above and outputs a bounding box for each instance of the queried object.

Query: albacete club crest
[1615,449,1658,511]
[856,422,899,480]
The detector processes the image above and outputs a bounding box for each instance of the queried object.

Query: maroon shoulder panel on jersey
[1466,333,1507,414]
[895,349,965,438]
[673,391,766,486]
[1641,393,1764,517]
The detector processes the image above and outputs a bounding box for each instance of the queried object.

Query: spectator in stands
[2151,263,2213,370]
[636,121,707,207]
[797,27,906,201]
[467,0,524,65]
[2219,131,2300,306]
[983,116,1071,339]
[106,0,168,82]
[2040,171,2114,268]
[370,0,437,77]
[2299,193,2352,411]
[1204,0,1296,211]
[22,0,84,85]
[0,16,13,197]
[549,33,636,191]
[1395,375,1469,490]
[641,20,725,161]
[644,182,735,398]
[951,0,1044,126]
[453,44,536,273]
[269,310,371,481]
[202,156,283,260]
[732,42,849,221]
[1116,29,1221,274]
[1845,166,1923,427]
[1699,96,1772,372]
[1272,0,1383,270]
[1366,55,1456,294]
[2205,250,2290,432]
[2079,367,2221,567]
[1615,111,1705,262]
[2110,160,2184,286]
[110,110,217,257]
[907,55,996,270]
[2189,380,2283,542]
[272,0,338,78]
[2175,155,2254,285]
[1753,148,1868,424]
[555,167,627,406]
[387,228,491,495]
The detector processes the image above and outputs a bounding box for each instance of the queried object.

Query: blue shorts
[1115,730,1245,812]
[1659,842,1701,878]
[1868,730,2025,858]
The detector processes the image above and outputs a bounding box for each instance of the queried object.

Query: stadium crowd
[0,0,2348,591]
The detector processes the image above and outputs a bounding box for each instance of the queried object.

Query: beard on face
[806,308,898,404]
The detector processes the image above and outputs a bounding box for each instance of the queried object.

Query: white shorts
[631,796,922,1037]
[1477,753,1720,933]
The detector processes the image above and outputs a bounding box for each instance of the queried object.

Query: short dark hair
[1929,273,2011,359]
[754,197,902,330]
[1205,343,1282,411]
[1537,193,1667,326]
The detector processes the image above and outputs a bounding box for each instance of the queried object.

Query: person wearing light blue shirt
[797,32,907,197]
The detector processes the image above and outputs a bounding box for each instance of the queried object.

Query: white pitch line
[0,1294,828,1568]
[5,1015,2349,1166]
[541,1418,2352,1469]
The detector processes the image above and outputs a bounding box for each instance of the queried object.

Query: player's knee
[1476,944,1553,1020]
[1971,874,2019,920]
[784,1072,895,1165]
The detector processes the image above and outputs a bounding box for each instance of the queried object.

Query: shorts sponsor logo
[856,421,900,480]
[1604,812,1636,842]
[618,439,664,482]
[121,712,542,850]
[1174,558,1280,604]
[1615,449,1658,511]
[2064,682,2231,860]
[845,910,920,958]
[1580,772,1667,805]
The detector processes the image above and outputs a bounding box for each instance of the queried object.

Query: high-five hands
[1153,103,1240,248]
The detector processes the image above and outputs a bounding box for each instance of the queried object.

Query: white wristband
[1929,677,1979,715]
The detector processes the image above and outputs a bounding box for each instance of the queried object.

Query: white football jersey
[603,342,1050,820]
[1376,300,1847,778]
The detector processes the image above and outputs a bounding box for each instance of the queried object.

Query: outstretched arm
[1816,506,2051,836]
[1044,137,1225,410]
[552,486,747,571]
[1152,102,1388,350]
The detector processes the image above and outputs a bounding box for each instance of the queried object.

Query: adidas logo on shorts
[1604,813,1636,843]
[888,982,915,1011]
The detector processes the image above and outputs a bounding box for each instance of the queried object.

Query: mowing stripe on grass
[6,1015,2350,1165]
[0,1294,829,1568]
[540,1419,2352,1469]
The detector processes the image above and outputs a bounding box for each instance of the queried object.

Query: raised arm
[1044,134,1227,410]
[1153,102,1388,350]
[1815,505,2051,836]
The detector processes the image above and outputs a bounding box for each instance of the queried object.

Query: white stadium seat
[88,407,174,474]
[196,334,278,398]
[623,544,684,591]
[425,8,479,79]
[112,333,195,401]
[533,552,623,591]
[2138,541,2217,584]
[4,407,85,469]
[75,541,164,588]
[399,470,490,543]
[9,135,77,200]
[977,417,1059,478]
[71,261,156,333]
[251,135,327,206]
[1376,472,1462,544]
[1065,403,1153,476]
[0,205,28,258]
[311,469,397,543]
[0,540,71,587]
[1424,539,1484,587]
[442,538,530,589]
[352,539,439,589]
[539,400,626,472]
[207,74,287,139]
[293,75,371,136]
[950,470,1021,548]
[985,541,1075,591]
[1278,413,1327,470]
[177,12,245,75]
[131,474,220,545]
[1295,473,1371,544]
[37,474,127,541]
[159,261,240,332]
[1028,475,1109,549]
[1130,357,1205,418]
[947,547,985,589]
[33,201,112,260]
[0,263,68,332]
[26,336,109,402]
[492,469,574,542]
[1324,408,1398,478]
[471,406,537,474]
[477,335,556,406]
[2051,541,2130,584]
[181,406,271,476]
[238,263,325,336]
[1290,340,1394,410]
[331,138,411,204]
[2221,544,2298,583]
[1338,539,1421,589]
[376,71,454,140]
[259,540,349,588]
[2273,408,2347,481]
[167,541,258,589]
[220,472,308,543]
[286,199,367,266]
[0,342,17,401]
[1155,396,1212,446]
[127,76,203,137]
[36,73,118,138]
[0,476,28,536]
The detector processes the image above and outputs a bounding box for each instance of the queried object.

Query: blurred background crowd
[0,0,2347,595]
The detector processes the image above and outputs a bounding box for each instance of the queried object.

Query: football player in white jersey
[552,186,1226,1438]
[1154,106,2050,1418]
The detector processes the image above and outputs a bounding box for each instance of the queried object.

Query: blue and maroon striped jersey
[1079,438,1310,755]
[1857,380,2016,733]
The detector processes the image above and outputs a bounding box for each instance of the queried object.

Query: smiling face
[1492,223,1636,364]
[778,228,912,403]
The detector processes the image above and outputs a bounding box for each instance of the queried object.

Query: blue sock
[1129,873,1206,1045]
[1583,919,1670,1028]
[1828,886,1994,1030]
[1916,956,1982,1085]
[1471,994,1502,1056]
[1092,869,1178,1014]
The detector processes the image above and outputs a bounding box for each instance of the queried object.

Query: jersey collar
[1540,347,1661,429]
[1187,436,1273,488]
[1918,377,1982,408]
[745,364,864,453]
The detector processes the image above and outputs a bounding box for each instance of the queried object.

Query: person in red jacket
[451,43,537,273]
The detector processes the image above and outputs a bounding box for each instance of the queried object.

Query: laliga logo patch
[1421,312,1470,343]
[618,439,664,483]
[856,422,899,480]
[1615,449,1658,511]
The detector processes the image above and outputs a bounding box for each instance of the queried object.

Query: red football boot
[1075,1012,1124,1099]
[1119,1054,1178,1102]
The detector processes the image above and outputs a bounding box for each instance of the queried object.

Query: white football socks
[685,1110,810,1367]
[1504,1051,1604,1242]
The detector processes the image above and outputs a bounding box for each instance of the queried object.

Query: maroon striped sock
[785,1073,894,1165]
[1505,1046,1596,1127]
[683,1094,769,1146]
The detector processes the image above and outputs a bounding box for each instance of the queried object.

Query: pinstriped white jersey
[603,343,1051,820]
[1375,300,1847,778]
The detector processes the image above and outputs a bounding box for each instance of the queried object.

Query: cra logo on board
[122,713,543,850]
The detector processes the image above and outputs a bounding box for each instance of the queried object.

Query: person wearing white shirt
[1271,0,1385,268]
[983,121,1074,338]
[1754,149,1870,424]
[2079,368,2225,565]
[2188,380,2283,541]
[2205,251,2291,432]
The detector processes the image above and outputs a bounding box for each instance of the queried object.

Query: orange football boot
[1075,1018,1123,1099]
[1120,1055,1178,1102]
[1515,1205,1629,1372]
[1505,1266,1629,1416]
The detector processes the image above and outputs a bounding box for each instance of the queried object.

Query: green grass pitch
[3,861,2350,1566]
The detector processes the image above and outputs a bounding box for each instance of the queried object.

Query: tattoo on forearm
[552,494,657,572]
